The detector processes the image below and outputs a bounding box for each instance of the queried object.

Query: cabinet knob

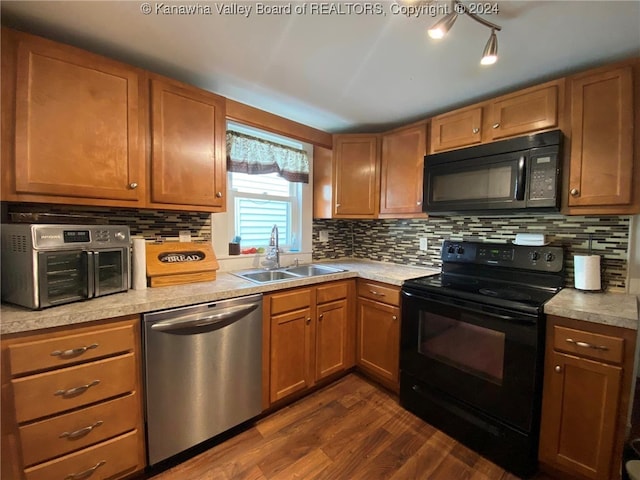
[416,201,422,206]
[392,315,398,321]
[570,188,580,196]
[472,128,480,134]
[216,191,223,198]
[129,182,138,189]
[554,365,562,373]
[336,203,341,208]
[319,314,324,321]
[492,123,500,129]
[306,318,311,325]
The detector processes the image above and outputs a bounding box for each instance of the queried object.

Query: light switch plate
[319,230,329,242]
[419,237,428,251]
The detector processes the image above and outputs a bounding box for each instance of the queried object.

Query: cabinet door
[333,134,379,218]
[313,146,333,219]
[568,66,634,208]
[315,299,348,381]
[270,308,312,403]
[379,124,426,216]
[488,84,558,140]
[13,33,142,202]
[356,297,400,388]
[150,77,226,209]
[539,351,622,480]
[430,107,482,153]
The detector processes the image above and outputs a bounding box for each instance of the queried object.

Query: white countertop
[0,259,439,335]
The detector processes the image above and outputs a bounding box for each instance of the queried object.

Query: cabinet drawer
[270,289,312,315]
[9,323,136,376]
[553,326,624,364]
[12,353,136,423]
[317,282,348,304]
[19,392,138,467]
[23,429,141,480]
[357,281,400,306]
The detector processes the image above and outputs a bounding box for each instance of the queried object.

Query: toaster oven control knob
[545,253,555,262]
[529,251,539,261]
[447,245,456,254]
[114,231,126,241]
[456,246,465,254]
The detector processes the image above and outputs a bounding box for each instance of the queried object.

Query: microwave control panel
[528,147,559,202]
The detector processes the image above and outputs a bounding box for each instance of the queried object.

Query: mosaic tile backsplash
[313,216,631,292]
[3,203,212,242]
[3,203,630,292]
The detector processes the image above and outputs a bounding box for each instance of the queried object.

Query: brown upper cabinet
[1,28,145,206]
[332,134,380,218]
[379,123,428,217]
[1,27,228,213]
[488,83,559,141]
[149,76,226,210]
[430,106,483,153]
[429,81,562,154]
[566,62,638,214]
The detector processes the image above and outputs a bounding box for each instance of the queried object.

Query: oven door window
[419,312,505,385]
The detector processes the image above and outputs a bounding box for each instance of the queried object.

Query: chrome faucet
[263,224,280,269]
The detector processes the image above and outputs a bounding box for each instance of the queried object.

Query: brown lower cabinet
[0,315,146,480]
[539,315,637,480]
[263,280,356,407]
[356,279,401,392]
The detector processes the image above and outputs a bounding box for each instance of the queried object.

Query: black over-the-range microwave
[423,130,562,215]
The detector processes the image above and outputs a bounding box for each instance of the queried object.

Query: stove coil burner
[478,288,533,302]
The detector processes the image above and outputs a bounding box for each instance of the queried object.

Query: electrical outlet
[319,230,330,243]
[419,237,428,251]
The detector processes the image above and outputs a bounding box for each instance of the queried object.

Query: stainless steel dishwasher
[143,293,263,465]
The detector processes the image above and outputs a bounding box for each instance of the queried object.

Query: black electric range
[400,240,565,478]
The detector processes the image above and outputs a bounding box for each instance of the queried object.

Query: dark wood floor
[149,374,555,480]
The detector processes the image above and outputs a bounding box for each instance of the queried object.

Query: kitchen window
[226,123,309,251]
[228,171,300,250]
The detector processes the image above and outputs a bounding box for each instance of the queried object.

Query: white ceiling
[2,1,639,133]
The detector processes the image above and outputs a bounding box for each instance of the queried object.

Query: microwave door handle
[514,155,526,201]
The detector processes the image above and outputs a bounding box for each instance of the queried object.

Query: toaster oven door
[37,250,91,308]
[93,248,129,297]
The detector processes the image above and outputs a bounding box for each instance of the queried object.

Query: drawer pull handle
[51,343,99,358]
[64,460,106,480]
[368,290,386,297]
[565,338,609,351]
[59,420,104,440]
[55,380,100,398]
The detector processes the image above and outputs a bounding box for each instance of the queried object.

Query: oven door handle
[402,290,537,325]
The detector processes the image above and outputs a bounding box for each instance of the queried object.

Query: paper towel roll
[574,255,601,291]
[132,238,147,290]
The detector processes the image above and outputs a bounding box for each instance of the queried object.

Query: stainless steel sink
[284,264,346,276]
[233,264,347,284]
[235,270,301,283]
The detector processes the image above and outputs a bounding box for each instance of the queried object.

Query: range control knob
[529,251,539,261]
[545,253,555,262]
[456,246,465,254]
[114,231,126,241]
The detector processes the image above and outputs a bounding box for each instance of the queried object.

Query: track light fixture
[427,0,502,66]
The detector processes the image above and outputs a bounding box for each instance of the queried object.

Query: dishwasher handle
[150,302,260,334]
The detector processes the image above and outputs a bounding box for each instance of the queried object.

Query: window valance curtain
[226,131,309,183]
